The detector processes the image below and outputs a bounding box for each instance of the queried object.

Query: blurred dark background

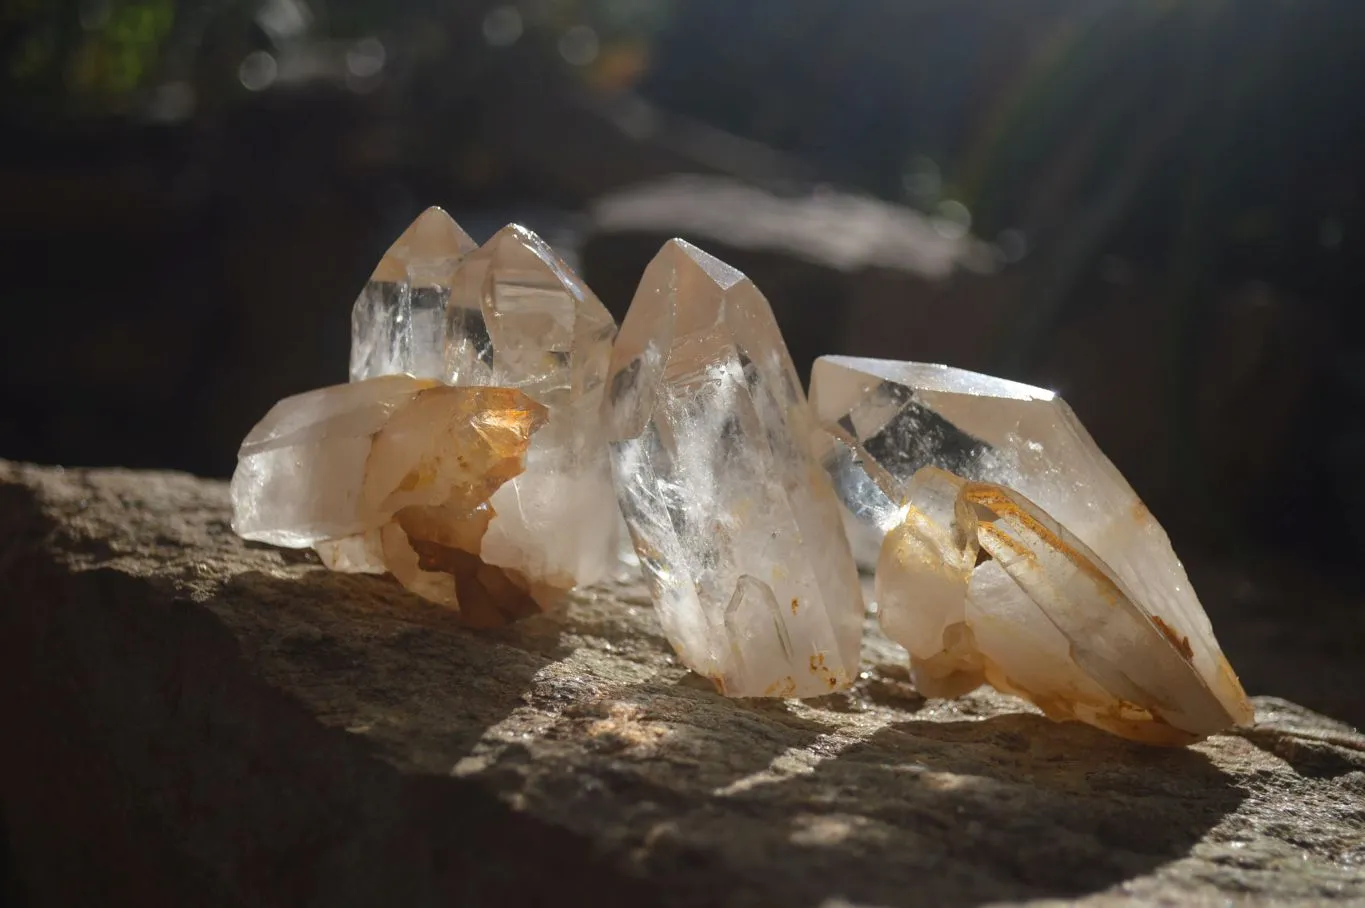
[2,0,1363,703]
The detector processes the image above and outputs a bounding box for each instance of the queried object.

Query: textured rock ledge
[1,461,1363,907]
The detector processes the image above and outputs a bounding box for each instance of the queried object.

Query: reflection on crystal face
[811,355,1252,743]
[606,240,864,698]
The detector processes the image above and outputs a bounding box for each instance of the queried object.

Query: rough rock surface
[1,460,1363,907]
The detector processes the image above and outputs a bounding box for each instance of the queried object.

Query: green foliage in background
[3,0,176,112]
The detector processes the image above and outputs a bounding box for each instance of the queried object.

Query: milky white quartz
[810,356,1252,743]
[231,375,551,625]
[348,209,624,591]
[605,239,865,698]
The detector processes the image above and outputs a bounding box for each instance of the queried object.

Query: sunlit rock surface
[10,460,1365,907]
[811,356,1252,743]
[605,239,864,698]
[231,375,551,625]
[350,211,624,590]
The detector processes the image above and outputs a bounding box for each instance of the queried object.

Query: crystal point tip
[607,240,865,699]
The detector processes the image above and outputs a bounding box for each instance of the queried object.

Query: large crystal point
[605,240,865,698]
[810,356,1252,743]
[350,207,477,382]
[231,375,551,625]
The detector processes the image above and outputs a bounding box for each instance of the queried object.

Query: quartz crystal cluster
[232,207,622,623]
[231,203,1252,744]
[811,356,1253,743]
[604,240,864,698]
[350,209,623,590]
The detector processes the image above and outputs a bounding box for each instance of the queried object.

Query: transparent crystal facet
[605,240,865,698]
[349,207,477,382]
[232,374,442,546]
[811,355,1252,742]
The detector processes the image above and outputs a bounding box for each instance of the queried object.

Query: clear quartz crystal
[348,215,623,590]
[605,239,864,698]
[232,375,443,547]
[810,356,1252,743]
[230,375,550,624]
[350,207,478,382]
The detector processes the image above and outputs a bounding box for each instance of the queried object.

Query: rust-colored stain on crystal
[967,483,1127,610]
[763,676,797,697]
[985,650,1201,746]
[1099,699,1198,747]
[791,597,800,615]
[1151,615,1194,661]
[808,652,840,689]
[1214,652,1254,725]
[397,462,436,492]
[406,536,541,628]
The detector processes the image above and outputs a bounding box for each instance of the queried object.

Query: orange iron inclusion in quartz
[810,356,1252,745]
[232,206,625,623]
[231,376,553,626]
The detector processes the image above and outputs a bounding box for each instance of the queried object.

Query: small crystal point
[811,355,1252,743]
[606,239,865,698]
[371,207,478,284]
[350,207,478,382]
[231,375,550,622]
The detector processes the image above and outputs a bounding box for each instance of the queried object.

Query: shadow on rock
[3,555,662,906]
[459,674,834,890]
[221,569,851,907]
[221,567,579,763]
[728,713,1248,907]
[1233,697,1365,779]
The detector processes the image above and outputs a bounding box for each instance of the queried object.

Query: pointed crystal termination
[440,224,624,590]
[231,375,552,625]
[809,356,1252,743]
[605,239,865,698]
[350,207,478,382]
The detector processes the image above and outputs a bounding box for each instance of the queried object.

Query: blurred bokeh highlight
[2,0,1363,576]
